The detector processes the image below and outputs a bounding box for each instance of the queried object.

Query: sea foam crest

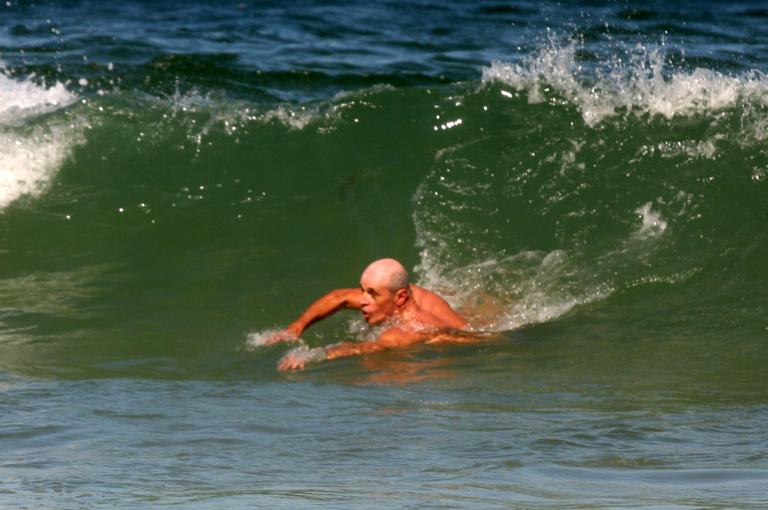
[0,69,76,123]
[0,69,80,209]
[482,43,768,126]
[0,126,82,209]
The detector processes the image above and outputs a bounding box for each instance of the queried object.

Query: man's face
[359,274,397,325]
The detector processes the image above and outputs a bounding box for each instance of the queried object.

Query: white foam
[482,43,768,126]
[0,71,76,124]
[0,123,83,209]
[0,71,80,209]
[633,202,667,239]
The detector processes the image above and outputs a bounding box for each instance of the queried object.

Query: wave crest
[482,43,768,126]
[0,69,76,124]
[0,69,81,209]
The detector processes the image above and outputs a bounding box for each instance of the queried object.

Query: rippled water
[1,1,767,508]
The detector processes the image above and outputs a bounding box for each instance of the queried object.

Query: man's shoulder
[410,285,467,329]
[411,285,452,309]
[411,284,439,301]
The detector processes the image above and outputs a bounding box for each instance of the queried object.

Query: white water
[0,69,75,123]
[0,70,80,209]
[482,42,768,127]
[633,202,668,240]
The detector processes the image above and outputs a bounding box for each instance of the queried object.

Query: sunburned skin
[269,258,488,371]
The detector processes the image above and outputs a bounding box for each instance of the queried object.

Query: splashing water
[482,42,768,126]
[0,71,80,209]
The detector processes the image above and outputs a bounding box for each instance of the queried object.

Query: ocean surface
[1,0,767,508]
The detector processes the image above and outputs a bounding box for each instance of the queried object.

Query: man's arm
[325,328,424,359]
[277,328,425,371]
[269,288,362,343]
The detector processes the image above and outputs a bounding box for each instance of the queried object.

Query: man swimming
[271,258,472,371]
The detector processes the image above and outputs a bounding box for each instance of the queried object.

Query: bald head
[361,258,409,292]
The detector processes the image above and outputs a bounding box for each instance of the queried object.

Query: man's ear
[394,288,409,307]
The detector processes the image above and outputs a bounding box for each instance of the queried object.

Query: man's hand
[278,346,327,372]
[277,352,307,371]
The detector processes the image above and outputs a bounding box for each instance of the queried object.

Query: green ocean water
[1,1,767,507]
[2,69,766,385]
